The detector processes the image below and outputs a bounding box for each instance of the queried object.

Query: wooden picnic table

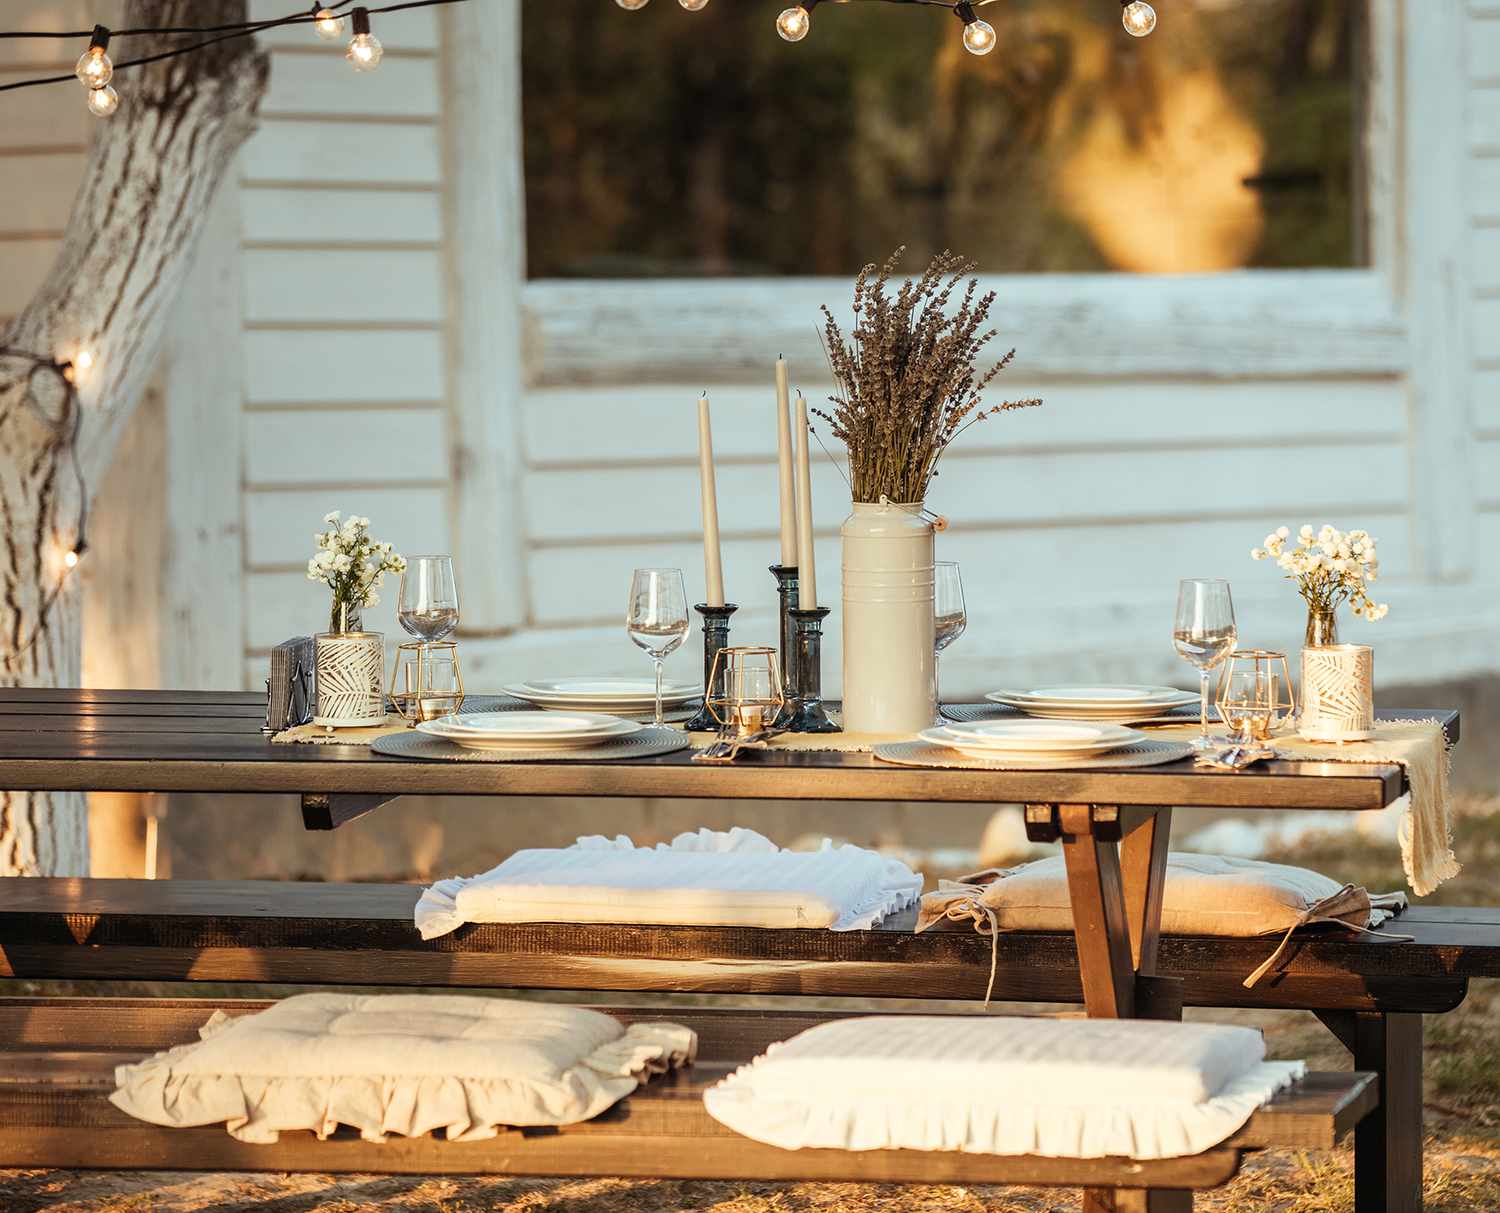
[0,687,1457,1024]
[0,688,1463,1212]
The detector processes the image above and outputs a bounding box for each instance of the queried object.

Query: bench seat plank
[2,880,1492,1013]
[0,999,1374,1189]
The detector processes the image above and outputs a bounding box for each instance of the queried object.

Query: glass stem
[1199,668,1211,739]
[934,652,944,722]
[653,657,664,726]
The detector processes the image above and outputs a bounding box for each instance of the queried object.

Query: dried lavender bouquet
[816,248,1041,504]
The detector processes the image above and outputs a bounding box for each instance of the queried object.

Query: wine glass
[1173,578,1238,751]
[398,556,460,645]
[626,568,690,725]
[934,561,966,722]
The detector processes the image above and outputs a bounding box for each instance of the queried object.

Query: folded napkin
[416,827,923,940]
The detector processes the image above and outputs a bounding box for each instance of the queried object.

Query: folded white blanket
[416,827,923,940]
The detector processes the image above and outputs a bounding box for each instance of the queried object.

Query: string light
[615,0,651,9]
[1121,0,1157,37]
[312,5,345,40]
[776,2,816,43]
[74,25,112,87]
[679,0,711,10]
[346,6,382,71]
[85,84,118,116]
[955,2,996,55]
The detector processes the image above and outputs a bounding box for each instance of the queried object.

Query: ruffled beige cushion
[110,993,696,1144]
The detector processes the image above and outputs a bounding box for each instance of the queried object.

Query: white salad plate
[992,685,1197,707]
[503,678,700,710]
[417,711,642,751]
[922,720,1142,755]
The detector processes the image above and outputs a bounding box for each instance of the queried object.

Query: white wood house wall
[4,0,1500,711]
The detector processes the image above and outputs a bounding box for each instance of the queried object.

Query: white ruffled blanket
[703,1015,1304,1160]
[416,827,923,940]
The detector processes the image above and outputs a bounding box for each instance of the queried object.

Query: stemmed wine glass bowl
[398,556,460,646]
[934,561,967,722]
[627,568,690,725]
[1173,578,1238,751]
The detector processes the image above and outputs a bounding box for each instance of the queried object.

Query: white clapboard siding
[249,0,439,49]
[243,330,445,404]
[528,507,1416,630]
[246,408,449,487]
[261,50,441,119]
[524,441,1408,546]
[1473,17,1500,82]
[0,239,61,318]
[1476,369,1500,431]
[1471,87,1500,153]
[0,1,124,66]
[241,187,443,244]
[245,571,420,655]
[1473,159,1500,223]
[1473,297,1500,360]
[0,82,91,150]
[0,153,87,233]
[1476,226,1500,292]
[241,122,441,186]
[1479,437,1500,505]
[243,248,445,324]
[521,381,1408,467]
[246,487,451,569]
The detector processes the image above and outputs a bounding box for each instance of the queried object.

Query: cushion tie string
[935,894,1001,1007]
[1242,884,1414,989]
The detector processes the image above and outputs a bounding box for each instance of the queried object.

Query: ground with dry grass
[4,803,1498,1211]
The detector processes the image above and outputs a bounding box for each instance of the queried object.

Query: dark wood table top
[0,689,1458,812]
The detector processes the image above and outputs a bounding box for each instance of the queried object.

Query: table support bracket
[301,793,396,831]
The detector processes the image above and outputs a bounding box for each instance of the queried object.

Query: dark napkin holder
[265,636,315,734]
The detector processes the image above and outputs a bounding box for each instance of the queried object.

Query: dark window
[522,0,1366,277]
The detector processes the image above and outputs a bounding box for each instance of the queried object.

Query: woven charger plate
[873,737,1195,771]
[942,702,1200,726]
[371,726,691,763]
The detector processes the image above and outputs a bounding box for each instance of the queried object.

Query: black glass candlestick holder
[785,606,840,733]
[684,602,738,732]
[769,565,798,711]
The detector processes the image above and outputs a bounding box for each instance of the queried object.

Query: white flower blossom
[1251,522,1389,627]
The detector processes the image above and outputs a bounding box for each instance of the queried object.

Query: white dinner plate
[417,711,641,750]
[1020,684,1188,704]
[503,678,701,708]
[924,720,1142,753]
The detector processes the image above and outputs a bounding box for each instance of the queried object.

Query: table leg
[1052,804,1189,1213]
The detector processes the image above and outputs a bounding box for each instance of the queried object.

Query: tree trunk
[0,2,268,876]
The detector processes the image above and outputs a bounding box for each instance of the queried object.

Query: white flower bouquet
[307,511,406,634]
[1251,524,1389,633]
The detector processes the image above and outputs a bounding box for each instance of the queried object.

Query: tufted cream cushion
[703,1015,1303,1159]
[111,993,696,1143]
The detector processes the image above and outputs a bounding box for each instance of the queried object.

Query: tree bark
[0,2,268,876]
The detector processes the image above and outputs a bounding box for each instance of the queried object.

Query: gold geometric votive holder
[705,644,785,737]
[390,640,465,724]
[1215,649,1294,742]
[1299,643,1375,743]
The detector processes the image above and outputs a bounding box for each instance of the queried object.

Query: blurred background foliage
[522,0,1363,277]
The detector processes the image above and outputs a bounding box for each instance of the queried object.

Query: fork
[693,726,786,763]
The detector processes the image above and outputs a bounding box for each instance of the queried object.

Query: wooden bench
[3,879,1498,1211]
[0,996,1375,1204]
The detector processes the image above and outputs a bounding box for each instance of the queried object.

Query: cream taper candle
[794,392,817,609]
[775,358,798,567]
[697,392,726,607]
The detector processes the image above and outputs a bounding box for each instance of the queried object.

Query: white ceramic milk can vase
[840,499,935,734]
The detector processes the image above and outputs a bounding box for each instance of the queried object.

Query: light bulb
[615,0,650,9]
[1121,1,1157,37]
[62,549,80,570]
[313,7,345,40]
[85,85,119,118]
[679,0,710,9]
[75,46,112,89]
[74,349,96,374]
[962,19,997,55]
[347,32,382,70]
[777,5,810,42]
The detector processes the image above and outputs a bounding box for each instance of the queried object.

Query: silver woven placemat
[941,702,1200,726]
[371,726,691,763]
[873,737,1195,771]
